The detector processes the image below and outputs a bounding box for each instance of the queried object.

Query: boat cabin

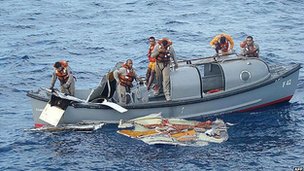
[171,57,270,100]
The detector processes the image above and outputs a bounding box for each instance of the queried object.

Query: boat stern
[27,91,51,128]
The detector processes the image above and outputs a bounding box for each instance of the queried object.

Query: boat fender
[206,89,221,94]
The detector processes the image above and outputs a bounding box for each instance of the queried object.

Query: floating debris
[117,113,228,146]
[27,122,104,132]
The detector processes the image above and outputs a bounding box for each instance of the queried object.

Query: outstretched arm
[64,68,74,87]
[50,72,57,89]
[113,69,120,82]
[254,43,260,53]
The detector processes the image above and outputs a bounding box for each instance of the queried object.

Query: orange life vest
[148,45,156,62]
[118,64,135,87]
[219,41,229,52]
[55,60,69,83]
[156,38,173,63]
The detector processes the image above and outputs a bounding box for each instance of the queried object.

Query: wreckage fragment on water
[117,113,229,146]
[27,122,104,132]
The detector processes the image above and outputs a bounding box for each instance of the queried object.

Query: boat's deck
[268,64,292,78]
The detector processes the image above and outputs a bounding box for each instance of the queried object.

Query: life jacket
[147,45,156,62]
[118,64,135,87]
[219,40,229,52]
[156,38,173,63]
[245,44,259,57]
[55,60,70,83]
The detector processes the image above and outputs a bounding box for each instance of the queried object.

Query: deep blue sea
[1,0,304,170]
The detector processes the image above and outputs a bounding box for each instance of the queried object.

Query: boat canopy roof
[217,58,270,90]
[171,55,271,100]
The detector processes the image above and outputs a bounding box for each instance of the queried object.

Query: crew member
[145,36,156,90]
[210,33,234,55]
[240,36,260,57]
[50,60,76,96]
[113,59,140,104]
[151,38,178,101]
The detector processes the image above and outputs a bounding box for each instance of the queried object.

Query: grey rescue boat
[27,54,301,127]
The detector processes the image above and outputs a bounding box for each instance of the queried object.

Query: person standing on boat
[151,38,178,101]
[145,36,156,90]
[50,60,76,96]
[113,59,140,104]
[210,33,234,55]
[240,36,260,57]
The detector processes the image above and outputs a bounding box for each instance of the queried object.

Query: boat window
[240,70,251,81]
[199,63,225,93]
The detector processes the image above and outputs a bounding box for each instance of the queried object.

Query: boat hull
[29,68,300,127]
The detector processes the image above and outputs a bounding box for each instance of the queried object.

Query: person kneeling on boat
[240,36,259,57]
[151,38,178,101]
[113,59,141,104]
[50,60,76,96]
[210,33,234,55]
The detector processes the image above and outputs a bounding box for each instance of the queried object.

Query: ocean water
[1,0,304,170]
